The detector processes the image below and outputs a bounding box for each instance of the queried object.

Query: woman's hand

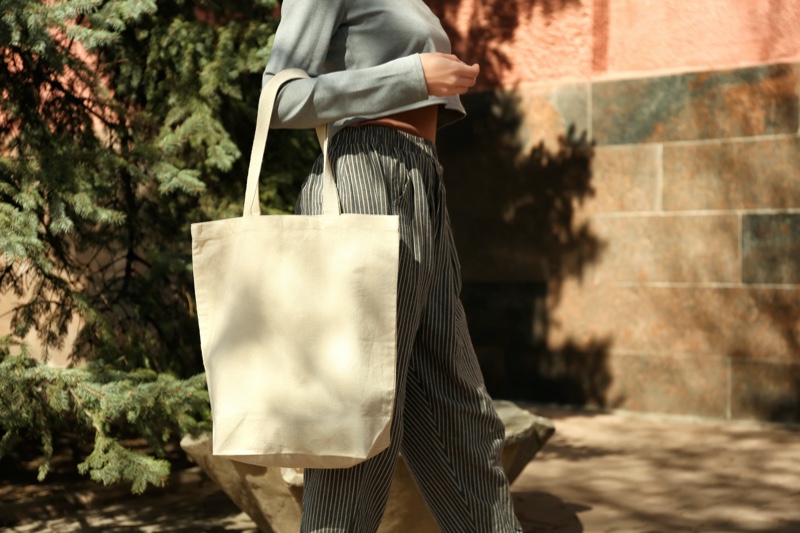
[419,53,479,96]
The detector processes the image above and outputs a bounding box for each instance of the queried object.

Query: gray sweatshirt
[262,0,466,136]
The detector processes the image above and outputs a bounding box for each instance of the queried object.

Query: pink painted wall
[603,0,800,78]
[428,0,594,88]
[428,0,800,88]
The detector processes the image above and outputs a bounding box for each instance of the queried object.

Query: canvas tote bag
[191,69,399,468]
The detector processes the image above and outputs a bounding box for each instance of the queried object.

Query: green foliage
[1,0,318,490]
[0,343,209,493]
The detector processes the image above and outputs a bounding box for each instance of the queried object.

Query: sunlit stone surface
[181,400,554,533]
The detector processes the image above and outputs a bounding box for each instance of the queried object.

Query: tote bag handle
[243,69,339,217]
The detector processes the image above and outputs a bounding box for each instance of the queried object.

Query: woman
[263,1,523,531]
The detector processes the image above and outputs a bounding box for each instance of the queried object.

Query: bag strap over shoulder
[243,70,339,217]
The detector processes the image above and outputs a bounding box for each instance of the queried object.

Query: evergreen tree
[0,0,317,491]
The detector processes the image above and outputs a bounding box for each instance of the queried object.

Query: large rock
[181,400,554,533]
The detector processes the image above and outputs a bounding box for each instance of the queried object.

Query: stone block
[461,282,548,399]
[663,136,800,211]
[516,83,589,153]
[181,401,555,533]
[510,338,614,408]
[585,145,660,214]
[439,83,588,156]
[592,63,800,145]
[435,85,596,283]
[461,282,548,347]
[731,360,800,423]
[549,281,800,361]
[179,435,292,533]
[590,214,740,283]
[463,282,613,409]
[495,401,556,483]
[439,132,598,282]
[742,214,800,284]
[606,353,728,417]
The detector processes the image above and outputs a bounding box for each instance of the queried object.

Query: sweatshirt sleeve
[262,0,431,129]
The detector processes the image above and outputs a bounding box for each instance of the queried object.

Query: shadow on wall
[426,0,584,87]
[436,89,612,406]
[425,0,613,405]
[749,0,796,62]
[728,293,800,423]
[737,215,800,422]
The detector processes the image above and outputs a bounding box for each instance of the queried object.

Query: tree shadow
[436,86,612,407]
[1,476,257,532]
[740,270,800,424]
[423,0,612,408]
[726,291,800,423]
[515,408,800,531]
[426,0,584,87]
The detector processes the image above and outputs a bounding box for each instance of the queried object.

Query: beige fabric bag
[191,70,399,468]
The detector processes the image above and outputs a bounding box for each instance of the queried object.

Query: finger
[453,74,478,87]
[451,63,479,77]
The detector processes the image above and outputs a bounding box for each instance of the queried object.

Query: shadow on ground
[514,491,588,533]
[2,473,256,532]
[514,408,800,532]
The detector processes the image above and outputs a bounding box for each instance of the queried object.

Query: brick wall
[438,61,800,423]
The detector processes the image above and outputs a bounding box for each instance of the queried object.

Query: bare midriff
[349,105,438,143]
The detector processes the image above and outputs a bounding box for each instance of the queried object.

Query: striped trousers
[296,126,522,533]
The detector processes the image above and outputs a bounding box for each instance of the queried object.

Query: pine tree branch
[2,0,305,492]
[0,352,210,493]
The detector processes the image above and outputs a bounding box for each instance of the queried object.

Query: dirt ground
[3,407,800,532]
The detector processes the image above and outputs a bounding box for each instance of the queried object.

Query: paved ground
[5,407,800,532]
[515,408,800,533]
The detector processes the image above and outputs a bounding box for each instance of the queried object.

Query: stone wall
[437,60,800,423]
[6,0,798,418]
